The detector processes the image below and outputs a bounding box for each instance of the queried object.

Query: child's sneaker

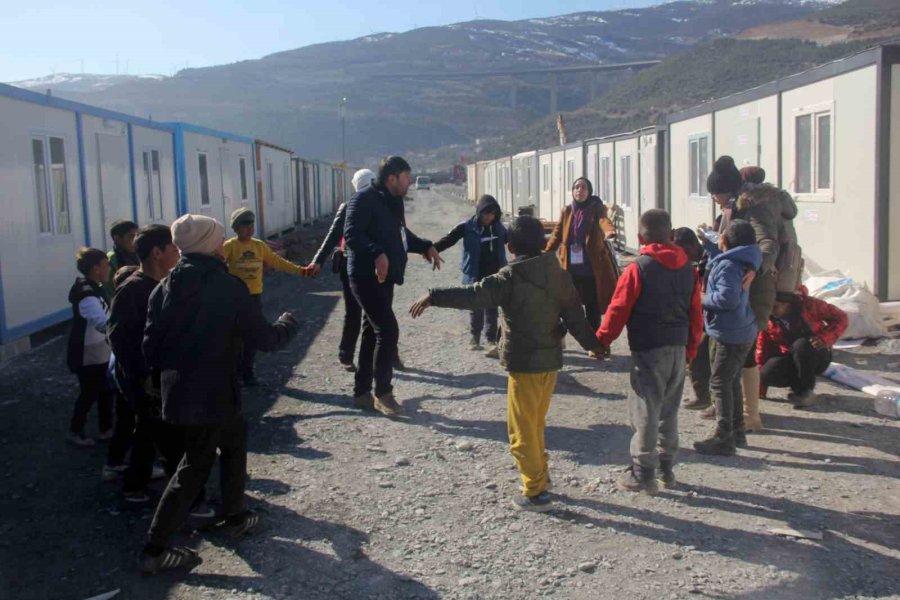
[700,405,717,420]
[511,492,554,512]
[97,429,114,441]
[790,390,818,408]
[214,510,261,538]
[693,428,736,456]
[339,360,357,372]
[484,343,499,359]
[102,464,128,482]
[468,335,482,351]
[352,392,375,411]
[616,465,659,496]
[150,465,167,480]
[67,432,96,447]
[657,459,677,490]
[733,427,748,448]
[139,546,202,575]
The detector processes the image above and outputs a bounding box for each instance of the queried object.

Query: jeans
[338,256,362,365]
[470,308,499,343]
[71,364,113,434]
[760,338,831,394]
[628,346,686,470]
[688,334,711,404]
[147,413,247,548]
[350,278,398,397]
[239,295,263,378]
[710,339,754,434]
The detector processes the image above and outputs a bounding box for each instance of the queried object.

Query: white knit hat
[171,214,225,256]
[351,169,375,192]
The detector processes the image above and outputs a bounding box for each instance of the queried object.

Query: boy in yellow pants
[223,208,312,386]
[410,216,603,511]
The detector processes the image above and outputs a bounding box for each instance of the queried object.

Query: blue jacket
[344,183,432,285]
[703,244,762,344]
[434,196,508,284]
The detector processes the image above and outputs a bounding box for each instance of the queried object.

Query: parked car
[415,176,431,190]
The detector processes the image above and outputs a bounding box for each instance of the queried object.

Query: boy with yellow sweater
[224,208,311,385]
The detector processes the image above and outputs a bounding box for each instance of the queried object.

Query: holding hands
[409,293,433,319]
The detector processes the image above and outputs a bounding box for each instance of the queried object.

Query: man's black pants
[349,278,398,398]
[338,257,362,365]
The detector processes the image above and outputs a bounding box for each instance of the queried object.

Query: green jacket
[429,252,601,373]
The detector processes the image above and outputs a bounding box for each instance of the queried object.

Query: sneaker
[139,546,202,575]
[102,464,128,482]
[67,432,96,447]
[511,492,554,512]
[658,460,677,490]
[150,465,167,481]
[468,335,482,351]
[374,392,403,417]
[242,374,260,387]
[545,476,553,491]
[339,360,357,373]
[700,405,717,420]
[683,397,712,410]
[733,428,748,448]
[123,490,151,504]
[790,390,818,408]
[189,500,216,519]
[214,510,261,538]
[97,429,114,441]
[352,392,375,411]
[616,465,659,496]
[693,429,736,456]
[484,344,499,359]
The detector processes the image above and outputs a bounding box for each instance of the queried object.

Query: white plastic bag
[804,276,888,340]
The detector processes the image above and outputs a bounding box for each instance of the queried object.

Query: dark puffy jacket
[344,183,432,285]
[142,253,298,427]
[703,244,763,345]
[311,202,347,266]
[434,195,508,284]
[66,277,110,373]
[429,252,601,373]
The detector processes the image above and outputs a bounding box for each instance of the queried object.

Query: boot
[742,367,764,432]
[616,465,659,496]
[700,405,717,420]
[684,378,711,410]
[693,428,736,456]
[658,459,677,489]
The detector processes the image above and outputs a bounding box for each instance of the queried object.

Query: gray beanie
[171,214,224,256]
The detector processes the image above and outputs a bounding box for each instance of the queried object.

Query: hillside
[9,0,829,165]
[738,0,900,44]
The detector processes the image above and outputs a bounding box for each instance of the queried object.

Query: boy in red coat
[757,289,848,408]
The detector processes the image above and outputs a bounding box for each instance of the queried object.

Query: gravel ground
[1,185,898,600]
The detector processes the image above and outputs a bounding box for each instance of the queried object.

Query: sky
[0,0,660,82]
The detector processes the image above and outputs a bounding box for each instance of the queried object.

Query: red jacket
[596,243,704,361]
[756,289,848,366]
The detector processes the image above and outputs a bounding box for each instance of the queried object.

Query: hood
[639,243,689,270]
[709,244,762,271]
[507,252,557,289]
[68,277,100,304]
[736,183,794,219]
[476,196,502,220]
[161,253,226,309]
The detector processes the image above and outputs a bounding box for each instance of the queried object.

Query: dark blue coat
[343,183,432,285]
[703,244,763,345]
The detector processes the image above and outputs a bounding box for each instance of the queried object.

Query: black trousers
[338,257,362,365]
[106,392,134,467]
[350,278,398,397]
[572,275,600,332]
[761,338,831,394]
[710,340,754,434]
[71,364,113,434]
[122,385,188,494]
[470,308,499,343]
[147,413,247,548]
[239,295,263,378]
[688,334,711,403]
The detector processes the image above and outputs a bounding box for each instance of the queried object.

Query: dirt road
[1,185,898,600]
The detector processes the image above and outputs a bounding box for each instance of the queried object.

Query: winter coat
[434,195,508,284]
[106,247,139,292]
[597,243,703,360]
[142,253,298,427]
[107,271,159,397]
[703,244,763,345]
[545,196,618,314]
[344,183,432,285]
[429,252,601,373]
[756,288,848,366]
[66,277,111,372]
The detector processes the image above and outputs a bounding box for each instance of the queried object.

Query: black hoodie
[434,196,508,283]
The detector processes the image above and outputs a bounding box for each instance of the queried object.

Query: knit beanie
[351,169,375,193]
[706,156,743,196]
[230,207,255,231]
[171,214,224,256]
[740,166,766,185]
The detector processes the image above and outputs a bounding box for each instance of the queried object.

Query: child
[106,220,140,292]
[693,219,762,456]
[409,216,602,512]
[433,194,508,358]
[757,289,847,408]
[674,228,712,413]
[66,247,113,447]
[596,210,703,494]
[223,208,311,386]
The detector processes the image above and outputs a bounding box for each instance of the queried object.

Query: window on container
[142,151,154,218]
[795,114,813,193]
[601,156,611,202]
[49,137,70,234]
[198,153,210,206]
[266,163,274,203]
[542,164,550,191]
[525,166,532,197]
[620,155,632,208]
[239,157,249,201]
[283,163,290,205]
[151,150,163,219]
[817,113,832,190]
[32,139,52,234]
[566,159,575,189]
[689,136,709,196]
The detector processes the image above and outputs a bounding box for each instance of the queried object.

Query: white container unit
[537,150,554,221]
[171,123,255,236]
[256,140,295,239]
[512,151,538,215]
[466,163,478,203]
[0,84,91,347]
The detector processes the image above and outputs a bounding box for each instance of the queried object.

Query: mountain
[8,0,844,166]
[11,73,166,94]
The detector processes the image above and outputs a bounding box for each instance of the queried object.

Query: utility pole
[340,97,347,164]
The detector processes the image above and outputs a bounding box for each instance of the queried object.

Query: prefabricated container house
[512,151,538,214]
[466,163,478,203]
[494,156,514,215]
[255,140,295,239]
[667,44,900,299]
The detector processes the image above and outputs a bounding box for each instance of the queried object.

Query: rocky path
[0,185,898,600]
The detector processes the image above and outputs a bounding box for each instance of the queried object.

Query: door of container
[96,133,132,250]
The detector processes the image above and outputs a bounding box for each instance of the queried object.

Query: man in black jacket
[139,214,299,574]
[343,156,442,416]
